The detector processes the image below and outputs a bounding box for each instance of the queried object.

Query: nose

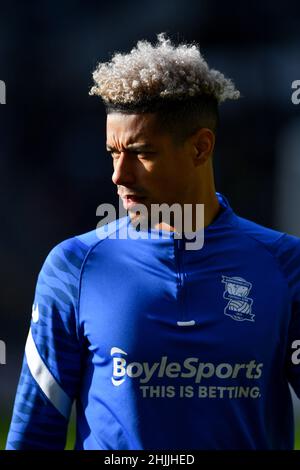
[112,152,136,186]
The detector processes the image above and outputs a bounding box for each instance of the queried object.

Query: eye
[136,151,156,159]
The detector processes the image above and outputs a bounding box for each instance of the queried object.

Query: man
[6,34,300,450]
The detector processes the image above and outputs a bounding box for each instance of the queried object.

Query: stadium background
[0,0,300,449]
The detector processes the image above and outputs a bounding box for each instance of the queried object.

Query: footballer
[6,34,300,450]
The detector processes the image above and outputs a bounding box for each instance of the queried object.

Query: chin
[129,211,150,230]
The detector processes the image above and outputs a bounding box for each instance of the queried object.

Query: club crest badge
[222,276,254,322]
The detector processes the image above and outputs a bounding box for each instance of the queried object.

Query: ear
[192,128,215,166]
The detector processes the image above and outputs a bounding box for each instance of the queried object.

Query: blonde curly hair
[89,33,240,105]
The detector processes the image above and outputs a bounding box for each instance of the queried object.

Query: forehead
[106,113,160,143]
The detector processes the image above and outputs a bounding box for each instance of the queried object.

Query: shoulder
[235,214,300,254]
[235,215,285,247]
[41,216,129,276]
[235,215,300,293]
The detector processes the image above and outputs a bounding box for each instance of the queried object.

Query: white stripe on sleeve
[25,328,72,419]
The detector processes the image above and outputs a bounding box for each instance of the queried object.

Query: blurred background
[0,0,300,449]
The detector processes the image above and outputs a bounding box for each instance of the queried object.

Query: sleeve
[277,234,300,399]
[5,238,86,450]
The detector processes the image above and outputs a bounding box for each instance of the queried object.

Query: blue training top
[6,193,300,449]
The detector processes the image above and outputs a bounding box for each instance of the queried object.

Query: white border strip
[25,328,72,419]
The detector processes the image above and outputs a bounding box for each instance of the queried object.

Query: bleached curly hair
[89,33,240,105]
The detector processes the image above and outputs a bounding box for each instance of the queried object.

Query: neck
[154,191,220,233]
[155,163,220,233]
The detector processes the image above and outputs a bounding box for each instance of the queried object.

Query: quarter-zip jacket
[6,193,300,449]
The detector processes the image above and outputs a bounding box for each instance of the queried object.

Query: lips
[121,195,146,210]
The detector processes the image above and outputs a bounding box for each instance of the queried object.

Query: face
[106,112,197,227]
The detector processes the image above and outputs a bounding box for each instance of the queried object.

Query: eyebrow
[106,143,154,152]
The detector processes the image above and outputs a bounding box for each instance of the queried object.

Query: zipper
[175,237,186,323]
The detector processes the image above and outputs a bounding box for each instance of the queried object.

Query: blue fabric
[6,193,300,449]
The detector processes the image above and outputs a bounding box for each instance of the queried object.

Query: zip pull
[177,320,195,327]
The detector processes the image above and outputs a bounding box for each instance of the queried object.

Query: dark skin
[106,112,220,232]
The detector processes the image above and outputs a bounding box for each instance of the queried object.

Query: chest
[79,245,290,367]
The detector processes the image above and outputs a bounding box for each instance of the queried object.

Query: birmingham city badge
[222,276,254,322]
